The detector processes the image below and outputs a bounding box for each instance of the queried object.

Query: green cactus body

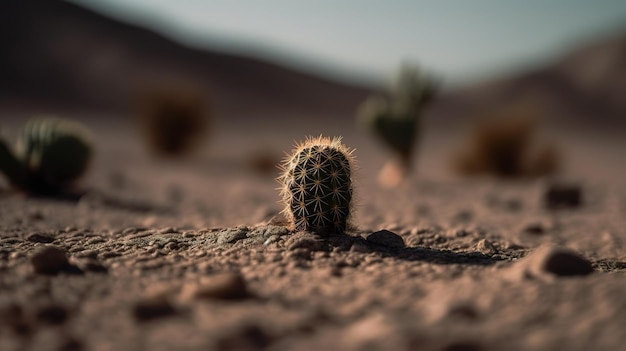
[279,136,355,235]
[16,118,92,193]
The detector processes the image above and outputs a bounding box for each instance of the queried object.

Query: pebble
[159,227,180,234]
[365,230,405,248]
[132,298,177,322]
[180,272,250,301]
[287,237,322,252]
[522,222,546,235]
[507,245,593,280]
[30,246,70,275]
[475,239,497,255]
[217,228,248,245]
[538,246,593,276]
[36,304,69,325]
[544,183,582,209]
[26,232,55,243]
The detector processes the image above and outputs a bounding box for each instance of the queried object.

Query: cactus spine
[0,117,92,194]
[279,136,355,235]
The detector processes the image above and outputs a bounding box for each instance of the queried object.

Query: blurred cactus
[278,136,355,235]
[0,117,92,194]
[137,84,210,157]
[452,108,560,178]
[358,64,438,187]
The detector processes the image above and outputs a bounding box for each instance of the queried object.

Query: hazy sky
[73,0,626,87]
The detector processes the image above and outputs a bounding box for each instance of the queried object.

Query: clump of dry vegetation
[136,83,210,157]
[452,107,560,178]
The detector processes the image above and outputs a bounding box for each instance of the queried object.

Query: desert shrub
[452,109,560,178]
[137,83,210,157]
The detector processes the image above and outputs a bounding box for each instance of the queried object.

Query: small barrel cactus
[278,136,356,235]
[14,118,92,194]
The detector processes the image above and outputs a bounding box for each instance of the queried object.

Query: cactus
[0,117,92,194]
[278,136,356,235]
[358,64,438,174]
[137,84,210,157]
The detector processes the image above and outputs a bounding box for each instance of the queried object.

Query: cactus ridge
[279,136,355,235]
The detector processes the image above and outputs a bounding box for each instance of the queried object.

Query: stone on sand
[180,272,250,301]
[30,245,70,275]
[506,245,593,280]
[365,230,405,248]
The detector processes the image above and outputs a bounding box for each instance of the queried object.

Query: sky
[72,0,626,87]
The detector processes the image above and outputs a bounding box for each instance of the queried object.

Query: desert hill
[1,0,624,127]
[0,0,374,119]
[435,32,626,127]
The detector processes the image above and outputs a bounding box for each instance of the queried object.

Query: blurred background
[0,0,625,203]
[2,0,625,120]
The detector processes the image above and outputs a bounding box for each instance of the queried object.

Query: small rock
[215,324,270,350]
[453,210,473,222]
[164,242,179,251]
[475,239,497,255]
[539,246,593,276]
[217,228,248,245]
[545,183,582,209]
[159,227,180,234]
[365,230,405,248]
[180,272,250,301]
[28,211,45,221]
[31,246,70,275]
[446,302,479,321]
[36,304,69,325]
[285,232,322,251]
[263,235,280,246]
[453,229,470,238]
[132,298,177,322]
[506,245,593,280]
[287,238,322,252]
[26,232,55,243]
[522,222,546,235]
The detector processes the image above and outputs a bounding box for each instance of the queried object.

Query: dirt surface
[1,118,625,351]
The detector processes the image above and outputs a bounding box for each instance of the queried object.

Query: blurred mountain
[0,0,374,119]
[1,1,624,127]
[435,31,626,126]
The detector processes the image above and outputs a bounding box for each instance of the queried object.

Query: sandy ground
[1,115,625,351]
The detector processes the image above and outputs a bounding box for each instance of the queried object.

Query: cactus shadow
[326,233,502,266]
[79,190,176,214]
[375,246,502,266]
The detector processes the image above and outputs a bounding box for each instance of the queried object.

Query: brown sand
[1,117,625,351]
